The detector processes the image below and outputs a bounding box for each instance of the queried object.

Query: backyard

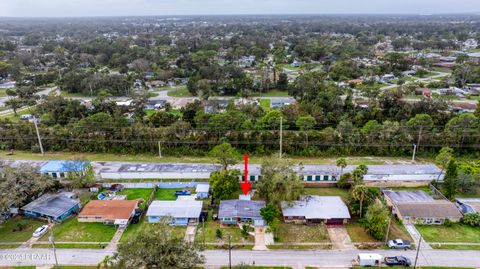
[117,188,154,209]
[40,218,116,242]
[303,187,349,202]
[416,224,480,243]
[0,217,47,242]
[154,188,186,200]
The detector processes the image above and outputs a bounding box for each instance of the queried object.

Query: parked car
[384,256,411,267]
[387,239,411,250]
[20,114,33,120]
[131,209,143,224]
[32,225,49,238]
[174,190,191,197]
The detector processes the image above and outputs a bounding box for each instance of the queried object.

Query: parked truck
[384,256,411,267]
[387,239,411,250]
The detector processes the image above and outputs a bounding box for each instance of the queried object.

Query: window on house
[323,175,329,181]
[250,175,255,182]
[315,176,321,181]
[60,172,65,178]
[52,173,57,178]
[307,175,313,181]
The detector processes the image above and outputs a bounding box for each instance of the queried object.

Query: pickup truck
[384,256,411,267]
[387,239,411,250]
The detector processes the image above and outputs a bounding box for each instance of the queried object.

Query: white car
[32,225,49,238]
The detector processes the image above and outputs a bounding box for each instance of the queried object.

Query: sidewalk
[404,223,432,250]
[105,227,125,251]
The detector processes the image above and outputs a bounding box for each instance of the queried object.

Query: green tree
[256,160,304,209]
[336,158,347,179]
[407,114,433,151]
[0,164,53,220]
[463,213,480,227]
[352,164,368,185]
[112,224,204,268]
[434,147,454,181]
[260,203,280,225]
[209,142,240,170]
[277,73,289,90]
[5,97,23,116]
[443,159,459,199]
[351,185,369,218]
[209,169,241,202]
[67,163,95,188]
[364,200,390,240]
[296,115,316,145]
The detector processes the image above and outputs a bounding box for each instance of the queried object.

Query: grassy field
[346,218,411,243]
[117,188,154,209]
[0,107,36,122]
[40,218,116,242]
[430,244,480,250]
[32,243,108,249]
[303,187,349,202]
[275,223,329,244]
[195,211,253,244]
[258,90,290,97]
[416,224,480,243]
[60,90,91,98]
[167,88,192,97]
[0,88,6,97]
[0,217,47,242]
[0,150,432,165]
[154,188,186,200]
[0,243,22,248]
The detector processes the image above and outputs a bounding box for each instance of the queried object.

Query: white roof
[196,184,210,193]
[281,196,351,220]
[147,200,202,219]
[358,253,383,260]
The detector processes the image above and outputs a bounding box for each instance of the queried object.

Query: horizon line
[1,12,480,19]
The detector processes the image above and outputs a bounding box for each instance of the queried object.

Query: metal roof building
[147,200,203,225]
[219,200,265,225]
[281,196,351,225]
[22,193,80,221]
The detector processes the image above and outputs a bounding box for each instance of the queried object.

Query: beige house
[383,190,462,225]
[78,200,138,226]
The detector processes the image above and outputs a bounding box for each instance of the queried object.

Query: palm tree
[336,158,347,180]
[351,184,369,218]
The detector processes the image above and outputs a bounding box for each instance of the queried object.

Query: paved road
[1,248,479,267]
[0,87,58,116]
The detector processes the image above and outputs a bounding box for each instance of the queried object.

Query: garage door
[326,219,344,225]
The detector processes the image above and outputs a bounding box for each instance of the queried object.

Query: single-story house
[219,200,265,225]
[456,198,480,214]
[195,184,210,199]
[40,160,90,179]
[147,200,203,225]
[22,193,80,222]
[78,200,138,226]
[281,195,351,225]
[383,190,462,225]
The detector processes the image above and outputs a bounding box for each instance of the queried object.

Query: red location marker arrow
[240,153,252,195]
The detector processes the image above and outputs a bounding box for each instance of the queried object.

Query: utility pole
[33,116,44,156]
[279,116,283,159]
[228,235,232,269]
[414,234,422,269]
[48,218,59,268]
[384,217,392,245]
[158,141,162,158]
[412,144,417,162]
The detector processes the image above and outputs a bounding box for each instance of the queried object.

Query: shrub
[463,213,480,227]
[215,229,223,239]
[444,218,453,227]
[14,220,29,232]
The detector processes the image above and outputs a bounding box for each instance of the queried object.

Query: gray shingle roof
[383,190,435,203]
[22,194,80,219]
[219,200,265,219]
[396,201,463,219]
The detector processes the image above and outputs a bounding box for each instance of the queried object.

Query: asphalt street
[1,248,479,268]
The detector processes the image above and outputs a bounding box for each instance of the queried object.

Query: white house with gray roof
[219,200,265,225]
[147,200,203,226]
[281,196,351,225]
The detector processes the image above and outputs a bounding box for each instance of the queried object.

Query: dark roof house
[22,193,80,221]
[219,200,265,224]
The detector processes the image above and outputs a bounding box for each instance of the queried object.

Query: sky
[0,0,479,17]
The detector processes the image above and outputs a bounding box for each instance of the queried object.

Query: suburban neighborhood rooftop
[21,193,80,219]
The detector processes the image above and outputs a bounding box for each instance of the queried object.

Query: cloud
[0,0,479,17]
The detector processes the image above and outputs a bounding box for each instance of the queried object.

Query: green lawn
[258,90,290,97]
[260,99,271,110]
[0,150,434,165]
[32,243,107,249]
[120,216,186,242]
[303,188,349,202]
[154,188,184,200]
[0,217,47,242]
[117,188,154,209]
[430,244,480,250]
[195,211,253,244]
[0,88,6,97]
[59,90,92,98]
[0,243,22,248]
[40,218,116,242]
[346,218,411,243]
[275,223,329,244]
[222,267,292,269]
[0,107,36,122]
[416,224,480,243]
[167,88,192,97]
